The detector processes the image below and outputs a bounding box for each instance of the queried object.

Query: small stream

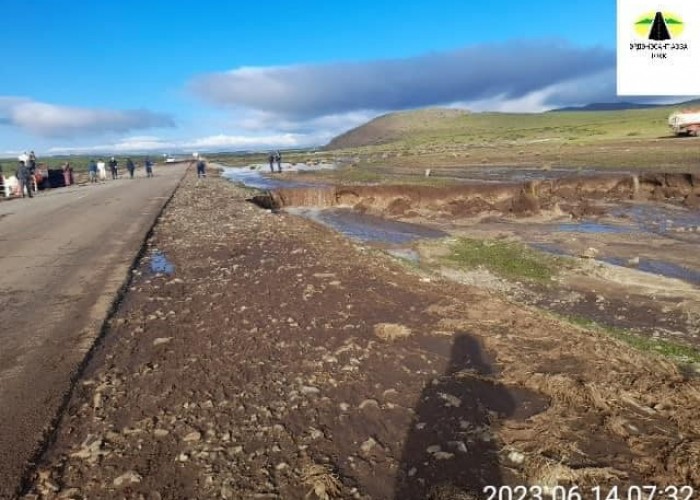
[288,207,447,245]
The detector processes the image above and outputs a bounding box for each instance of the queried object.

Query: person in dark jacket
[144,157,154,178]
[28,151,37,173]
[268,152,275,173]
[109,157,118,179]
[88,159,98,183]
[274,150,282,173]
[126,158,136,179]
[196,158,207,178]
[16,161,33,198]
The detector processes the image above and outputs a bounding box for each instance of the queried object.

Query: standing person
[96,158,106,181]
[15,161,33,198]
[88,159,98,183]
[268,152,275,173]
[196,157,207,178]
[274,150,282,173]
[109,157,118,179]
[126,158,135,179]
[62,162,74,186]
[144,157,153,178]
[28,151,37,172]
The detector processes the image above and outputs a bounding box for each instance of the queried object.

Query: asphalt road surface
[0,164,188,498]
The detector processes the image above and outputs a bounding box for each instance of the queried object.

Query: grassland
[331,106,700,171]
[445,238,562,283]
[564,314,700,365]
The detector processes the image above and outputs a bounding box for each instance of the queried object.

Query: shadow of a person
[394,333,517,500]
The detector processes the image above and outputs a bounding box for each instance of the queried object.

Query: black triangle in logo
[649,11,671,40]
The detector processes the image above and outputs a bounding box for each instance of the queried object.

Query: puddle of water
[221,163,335,190]
[556,222,634,234]
[611,204,700,236]
[529,242,569,256]
[149,251,174,275]
[289,207,446,245]
[603,257,700,286]
[385,248,421,263]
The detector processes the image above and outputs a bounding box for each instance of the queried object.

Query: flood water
[224,163,700,280]
[149,251,175,275]
[221,163,333,190]
[288,207,446,245]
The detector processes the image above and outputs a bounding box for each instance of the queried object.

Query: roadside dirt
[25,171,700,499]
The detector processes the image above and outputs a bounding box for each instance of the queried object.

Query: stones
[580,247,599,259]
[300,386,321,396]
[153,337,172,346]
[373,323,412,341]
[113,470,142,487]
[360,437,378,454]
[508,450,526,465]
[358,399,380,410]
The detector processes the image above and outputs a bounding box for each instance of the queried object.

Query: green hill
[325,102,699,151]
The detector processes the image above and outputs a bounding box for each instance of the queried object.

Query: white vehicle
[668,110,700,136]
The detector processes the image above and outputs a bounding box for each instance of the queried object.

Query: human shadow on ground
[394,332,522,500]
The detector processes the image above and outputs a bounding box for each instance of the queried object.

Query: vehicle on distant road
[668,110,700,136]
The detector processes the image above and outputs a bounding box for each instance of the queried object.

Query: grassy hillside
[323,104,700,171]
[326,105,690,150]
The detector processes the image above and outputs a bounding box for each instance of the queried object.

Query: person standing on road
[88,159,98,183]
[196,157,207,178]
[15,161,33,198]
[274,150,282,173]
[126,158,136,179]
[109,157,118,179]
[62,162,74,186]
[96,158,106,181]
[144,157,154,178]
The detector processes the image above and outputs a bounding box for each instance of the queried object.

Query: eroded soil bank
[26,171,700,499]
[253,172,700,216]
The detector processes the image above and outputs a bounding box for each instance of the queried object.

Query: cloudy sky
[0,0,667,155]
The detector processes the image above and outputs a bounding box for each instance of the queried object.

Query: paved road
[0,164,188,498]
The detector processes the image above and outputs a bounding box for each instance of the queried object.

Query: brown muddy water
[226,164,700,284]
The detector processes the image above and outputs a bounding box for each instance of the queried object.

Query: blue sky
[1,0,626,155]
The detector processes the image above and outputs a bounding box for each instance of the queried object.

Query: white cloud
[0,97,174,138]
[190,40,616,120]
[46,132,324,155]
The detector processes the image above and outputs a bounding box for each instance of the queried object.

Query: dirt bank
[254,172,700,218]
[25,171,700,499]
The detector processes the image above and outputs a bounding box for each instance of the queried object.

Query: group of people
[87,157,153,183]
[268,150,282,173]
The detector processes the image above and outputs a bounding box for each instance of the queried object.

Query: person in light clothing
[96,159,107,181]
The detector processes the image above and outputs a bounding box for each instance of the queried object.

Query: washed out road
[0,164,187,498]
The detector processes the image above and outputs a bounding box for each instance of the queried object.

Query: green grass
[564,314,700,364]
[445,238,561,283]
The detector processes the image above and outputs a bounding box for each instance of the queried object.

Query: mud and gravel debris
[24,170,700,499]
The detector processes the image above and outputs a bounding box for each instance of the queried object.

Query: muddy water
[224,164,447,261]
[287,207,446,245]
[225,164,700,282]
[603,257,700,286]
[220,163,334,190]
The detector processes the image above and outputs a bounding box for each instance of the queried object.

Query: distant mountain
[550,99,700,112]
[548,102,662,112]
